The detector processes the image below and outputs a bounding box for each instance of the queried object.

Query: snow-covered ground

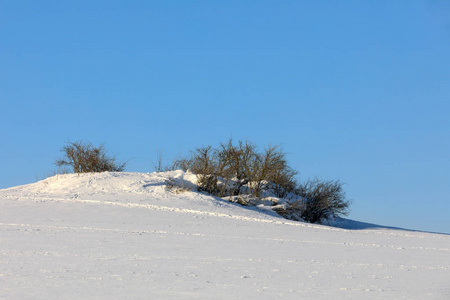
[1,171,449,299]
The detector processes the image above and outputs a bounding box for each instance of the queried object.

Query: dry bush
[153,149,178,172]
[153,149,165,172]
[55,140,126,173]
[173,138,352,224]
[174,138,297,198]
[296,178,350,223]
[191,146,217,175]
[249,145,297,198]
[174,146,215,174]
[268,167,298,198]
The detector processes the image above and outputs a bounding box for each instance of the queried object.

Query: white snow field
[0,171,449,299]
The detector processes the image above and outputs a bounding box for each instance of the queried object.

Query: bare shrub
[218,139,256,182]
[55,140,126,173]
[174,146,215,174]
[248,145,297,198]
[152,149,177,172]
[268,167,298,198]
[174,138,297,199]
[153,149,165,172]
[173,138,353,225]
[296,178,350,223]
[216,139,255,196]
[191,146,217,175]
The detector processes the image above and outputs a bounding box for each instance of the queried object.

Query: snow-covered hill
[1,171,449,299]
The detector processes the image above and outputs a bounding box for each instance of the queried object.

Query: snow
[1,171,449,299]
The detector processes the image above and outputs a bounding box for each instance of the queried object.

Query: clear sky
[1,1,449,234]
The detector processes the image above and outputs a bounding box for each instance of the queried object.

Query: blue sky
[1,1,449,234]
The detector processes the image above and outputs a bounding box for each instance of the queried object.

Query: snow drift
[0,171,449,299]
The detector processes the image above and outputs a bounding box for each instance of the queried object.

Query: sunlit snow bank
[1,171,449,299]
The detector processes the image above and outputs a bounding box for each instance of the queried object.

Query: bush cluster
[174,138,350,224]
[53,138,351,224]
[55,140,126,173]
[296,178,350,223]
[174,139,298,199]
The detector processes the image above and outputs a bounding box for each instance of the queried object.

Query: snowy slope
[0,171,449,299]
